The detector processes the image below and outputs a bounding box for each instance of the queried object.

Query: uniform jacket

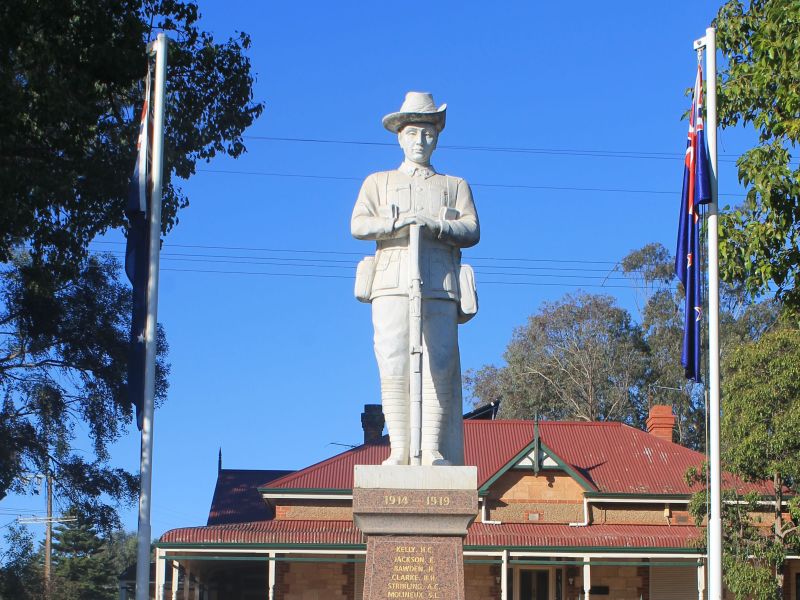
[351,162,480,301]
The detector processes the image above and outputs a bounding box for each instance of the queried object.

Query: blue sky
[3,1,755,539]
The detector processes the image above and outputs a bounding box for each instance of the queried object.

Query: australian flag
[126,66,153,430]
[675,65,712,382]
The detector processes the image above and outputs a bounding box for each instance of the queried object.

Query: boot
[421,379,451,466]
[381,376,409,465]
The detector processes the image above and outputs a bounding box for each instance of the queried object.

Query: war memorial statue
[351,93,481,600]
[351,92,480,467]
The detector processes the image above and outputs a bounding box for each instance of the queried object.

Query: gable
[484,470,586,524]
[475,422,596,496]
[208,469,294,525]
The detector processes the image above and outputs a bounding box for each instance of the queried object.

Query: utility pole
[16,473,75,597]
[44,471,52,598]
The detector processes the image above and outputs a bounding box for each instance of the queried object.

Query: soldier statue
[351,92,479,466]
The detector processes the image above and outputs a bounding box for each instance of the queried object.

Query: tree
[467,243,781,448]
[620,242,780,449]
[0,0,262,525]
[0,524,43,600]
[51,514,118,600]
[0,253,168,528]
[467,293,650,423]
[718,324,800,598]
[686,323,800,600]
[0,0,263,268]
[104,530,138,582]
[0,524,139,600]
[620,243,705,447]
[686,471,795,600]
[715,0,800,313]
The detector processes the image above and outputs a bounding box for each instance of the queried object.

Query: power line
[92,241,656,273]
[98,247,647,274]
[195,168,746,197]
[153,267,648,290]
[93,244,662,282]
[101,240,662,288]
[161,267,351,279]
[157,267,653,290]
[243,135,743,164]
[92,240,364,256]
[121,256,637,281]
[90,240,629,265]
[91,241,672,287]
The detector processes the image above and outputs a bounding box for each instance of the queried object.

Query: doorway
[518,569,549,600]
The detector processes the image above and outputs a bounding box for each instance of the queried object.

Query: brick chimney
[361,404,385,445]
[647,405,675,443]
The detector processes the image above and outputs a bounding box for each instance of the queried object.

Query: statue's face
[398,123,438,165]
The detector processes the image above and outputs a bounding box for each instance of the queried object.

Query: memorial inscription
[363,536,463,600]
[354,488,477,516]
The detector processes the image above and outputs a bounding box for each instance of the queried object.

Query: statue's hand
[394,215,419,231]
[413,214,442,236]
[394,215,442,236]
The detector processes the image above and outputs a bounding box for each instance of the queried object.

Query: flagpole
[135,32,167,600]
[696,26,722,600]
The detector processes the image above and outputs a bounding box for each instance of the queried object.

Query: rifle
[408,223,423,466]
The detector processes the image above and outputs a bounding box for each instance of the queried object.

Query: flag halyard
[676,65,712,382]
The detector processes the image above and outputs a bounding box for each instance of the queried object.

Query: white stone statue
[351,92,479,466]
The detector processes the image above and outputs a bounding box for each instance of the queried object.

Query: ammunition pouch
[354,256,376,303]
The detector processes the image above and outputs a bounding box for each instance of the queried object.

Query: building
[148,406,799,600]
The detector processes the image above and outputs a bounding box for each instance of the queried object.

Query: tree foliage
[687,324,800,599]
[466,293,650,424]
[0,0,263,268]
[0,254,168,527]
[0,523,140,600]
[622,243,779,448]
[620,243,705,446]
[51,514,118,600]
[468,243,781,451]
[0,0,262,526]
[715,0,800,312]
[0,524,42,600]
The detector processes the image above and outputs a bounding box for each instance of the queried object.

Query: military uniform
[351,160,479,465]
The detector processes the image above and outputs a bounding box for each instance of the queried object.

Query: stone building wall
[274,500,353,521]
[570,562,647,600]
[464,564,500,600]
[591,503,671,526]
[278,558,350,600]
[487,471,584,523]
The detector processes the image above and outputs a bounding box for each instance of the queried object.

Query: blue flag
[675,65,712,382]
[126,67,152,430]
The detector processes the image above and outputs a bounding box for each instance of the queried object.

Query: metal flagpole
[695,26,722,600]
[408,224,423,466]
[135,32,168,600]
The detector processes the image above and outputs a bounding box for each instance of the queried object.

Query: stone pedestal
[353,466,478,600]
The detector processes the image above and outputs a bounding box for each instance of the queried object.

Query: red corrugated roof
[535,421,770,495]
[465,420,541,488]
[207,469,293,526]
[160,520,702,550]
[264,421,769,496]
[161,520,363,545]
[542,421,699,494]
[466,522,703,549]
[262,441,390,491]
[264,422,536,491]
